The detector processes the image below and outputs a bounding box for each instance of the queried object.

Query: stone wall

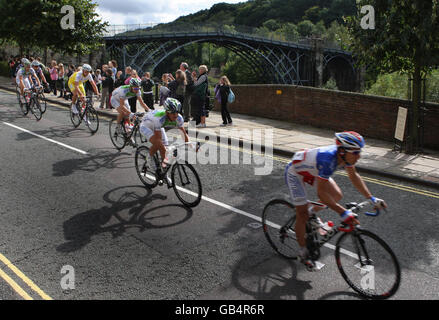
[228,85,439,150]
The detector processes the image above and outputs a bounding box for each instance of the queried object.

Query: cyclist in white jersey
[140,97,188,170]
[16,59,41,95]
[111,78,150,129]
[285,131,387,271]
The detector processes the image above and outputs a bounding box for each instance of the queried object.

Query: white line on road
[142,172,359,259]
[2,122,88,155]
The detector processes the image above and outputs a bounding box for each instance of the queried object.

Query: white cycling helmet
[21,58,31,66]
[82,64,92,72]
[31,60,40,67]
[335,131,365,149]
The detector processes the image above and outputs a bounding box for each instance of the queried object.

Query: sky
[94,0,246,25]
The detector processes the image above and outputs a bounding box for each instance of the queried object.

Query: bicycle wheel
[109,119,127,150]
[262,199,300,259]
[30,98,42,121]
[70,102,81,128]
[39,93,47,114]
[85,107,99,134]
[17,92,29,116]
[335,229,401,299]
[135,146,158,188]
[171,162,202,207]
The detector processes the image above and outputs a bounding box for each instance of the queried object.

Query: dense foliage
[152,0,355,84]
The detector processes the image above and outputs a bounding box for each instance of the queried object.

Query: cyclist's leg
[311,177,343,214]
[285,162,308,248]
[115,100,131,125]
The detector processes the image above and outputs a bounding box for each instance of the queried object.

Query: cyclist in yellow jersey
[68,64,100,114]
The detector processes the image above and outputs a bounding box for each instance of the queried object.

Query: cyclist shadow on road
[230,255,313,300]
[14,125,95,142]
[52,148,133,177]
[56,185,194,253]
[0,109,25,124]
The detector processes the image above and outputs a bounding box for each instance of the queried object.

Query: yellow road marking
[0,268,34,300]
[198,138,439,199]
[0,253,53,300]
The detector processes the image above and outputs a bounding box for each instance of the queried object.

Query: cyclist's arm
[345,166,372,199]
[40,71,48,84]
[34,73,41,87]
[137,96,150,112]
[178,127,189,143]
[316,178,346,215]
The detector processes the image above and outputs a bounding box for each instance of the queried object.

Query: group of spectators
[159,62,233,127]
[8,55,233,127]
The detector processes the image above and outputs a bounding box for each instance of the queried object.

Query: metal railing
[102,23,343,50]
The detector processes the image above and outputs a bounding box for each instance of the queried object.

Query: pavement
[2,75,439,189]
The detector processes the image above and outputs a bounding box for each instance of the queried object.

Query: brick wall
[227,85,439,150]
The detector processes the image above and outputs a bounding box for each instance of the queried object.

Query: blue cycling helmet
[335,131,365,149]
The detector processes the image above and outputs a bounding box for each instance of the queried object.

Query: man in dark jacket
[100,66,114,109]
[141,72,155,110]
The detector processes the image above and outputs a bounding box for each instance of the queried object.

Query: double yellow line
[0,253,52,300]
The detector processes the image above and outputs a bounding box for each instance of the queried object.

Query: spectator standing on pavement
[57,63,65,98]
[191,65,209,128]
[49,60,58,96]
[180,62,193,122]
[100,68,114,109]
[159,73,170,106]
[141,72,155,110]
[215,76,233,126]
[114,70,124,88]
[95,69,102,94]
[8,56,15,84]
[167,70,186,106]
[109,60,117,81]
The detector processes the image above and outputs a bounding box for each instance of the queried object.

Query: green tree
[297,20,315,37]
[346,0,439,153]
[0,0,107,56]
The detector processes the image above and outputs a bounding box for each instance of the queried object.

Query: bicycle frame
[151,142,200,188]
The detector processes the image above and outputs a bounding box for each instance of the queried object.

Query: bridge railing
[102,23,342,50]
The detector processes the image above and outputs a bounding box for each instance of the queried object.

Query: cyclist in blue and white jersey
[111,78,150,129]
[285,131,387,271]
[16,58,41,95]
[140,97,189,170]
[30,60,49,88]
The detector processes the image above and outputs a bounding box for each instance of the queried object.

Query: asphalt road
[0,89,439,302]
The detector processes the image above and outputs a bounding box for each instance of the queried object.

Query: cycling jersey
[16,67,36,79]
[16,67,36,88]
[31,67,44,82]
[285,145,350,206]
[139,110,184,146]
[111,85,141,102]
[141,110,184,131]
[68,70,93,85]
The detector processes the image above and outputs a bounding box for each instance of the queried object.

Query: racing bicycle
[109,112,147,150]
[135,141,202,207]
[16,86,43,121]
[262,199,401,299]
[70,95,99,134]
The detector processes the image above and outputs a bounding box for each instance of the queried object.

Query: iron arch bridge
[103,28,358,90]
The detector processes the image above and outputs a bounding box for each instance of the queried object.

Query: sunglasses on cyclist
[345,149,361,155]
